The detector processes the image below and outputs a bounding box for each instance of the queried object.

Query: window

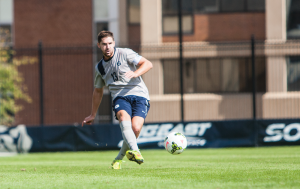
[194,0,219,13]
[128,0,140,24]
[0,25,11,43]
[163,15,193,34]
[247,0,265,11]
[127,0,141,52]
[96,23,109,39]
[287,0,300,39]
[287,56,300,91]
[220,0,265,12]
[93,0,109,40]
[162,0,265,14]
[94,0,108,20]
[218,0,265,12]
[0,0,13,44]
[221,0,245,12]
[163,57,266,94]
[162,0,193,35]
[162,0,265,35]
[162,0,179,14]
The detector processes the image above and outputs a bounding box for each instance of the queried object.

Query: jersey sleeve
[94,71,105,88]
[125,48,142,66]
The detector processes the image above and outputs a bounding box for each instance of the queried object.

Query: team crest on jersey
[117,61,121,66]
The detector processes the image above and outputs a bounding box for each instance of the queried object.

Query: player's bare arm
[81,87,104,126]
[125,57,153,79]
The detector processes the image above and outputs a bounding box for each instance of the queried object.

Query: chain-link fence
[1,39,300,126]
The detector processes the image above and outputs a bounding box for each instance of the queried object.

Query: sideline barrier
[0,119,300,153]
[258,119,300,146]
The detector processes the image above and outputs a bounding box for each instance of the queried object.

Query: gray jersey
[94,48,150,100]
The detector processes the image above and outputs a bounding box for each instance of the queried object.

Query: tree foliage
[0,28,36,126]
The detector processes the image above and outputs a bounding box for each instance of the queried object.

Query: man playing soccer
[82,31,152,169]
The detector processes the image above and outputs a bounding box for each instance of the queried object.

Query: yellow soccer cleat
[111,160,122,169]
[126,150,144,165]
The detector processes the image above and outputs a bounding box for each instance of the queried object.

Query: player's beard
[103,48,114,59]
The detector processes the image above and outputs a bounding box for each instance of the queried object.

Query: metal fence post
[178,0,184,122]
[38,41,44,126]
[251,35,256,120]
[251,35,258,147]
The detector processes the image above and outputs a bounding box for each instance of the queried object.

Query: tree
[0,28,36,126]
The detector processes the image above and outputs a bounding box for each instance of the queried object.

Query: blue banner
[257,119,300,146]
[1,119,300,153]
[133,120,255,149]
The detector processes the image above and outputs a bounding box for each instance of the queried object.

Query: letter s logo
[264,123,300,142]
[263,124,285,142]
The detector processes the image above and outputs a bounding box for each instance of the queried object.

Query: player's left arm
[125,57,153,79]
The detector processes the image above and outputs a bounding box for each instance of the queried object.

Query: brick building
[1,0,300,126]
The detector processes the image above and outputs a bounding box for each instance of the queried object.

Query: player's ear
[97,42,101,48]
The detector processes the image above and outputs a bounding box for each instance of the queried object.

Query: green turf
[1,146,300,189]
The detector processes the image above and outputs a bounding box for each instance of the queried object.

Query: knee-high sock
[119,121,139,151]
[115,141,130,160]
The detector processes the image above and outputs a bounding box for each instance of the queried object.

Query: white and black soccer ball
[164,132,187,155]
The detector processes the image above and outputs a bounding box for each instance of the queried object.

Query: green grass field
[1,146,300,189]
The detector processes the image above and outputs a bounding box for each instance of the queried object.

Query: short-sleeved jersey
[94,48,150,100]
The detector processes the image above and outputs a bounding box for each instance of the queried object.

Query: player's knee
[117,111,131,122]
[131,124,142,137]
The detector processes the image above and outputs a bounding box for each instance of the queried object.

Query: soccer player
[82,31,152,169]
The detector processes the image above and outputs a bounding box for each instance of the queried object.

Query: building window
[128,0,140,24]
[162,0,265,14]
[93,0,109,41]
[163,15,193,34]
[221,0,245,12]
[287,0,300,39]
[0,0,13,44]
[287,56,300,91]
[162,0,193,35]
[0,25,11,42]
[163,57,266,94]
[194,0,219,13]
[247,0,265,11]
[93,0,108,20]
[127,0,141,52]
[162,0,265,35]
[96,23,109,40]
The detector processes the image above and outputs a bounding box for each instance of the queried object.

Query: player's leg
[131,116,145,137]
[131,97,150,137]
[117,110,139,151]
[125,116,145,164]
[112,97,140,168]
[126,97,150,165]
[115,112,142,161]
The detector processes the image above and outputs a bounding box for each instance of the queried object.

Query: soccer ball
[164,132,187,155]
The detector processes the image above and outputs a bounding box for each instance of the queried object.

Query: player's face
[98,37,115,60]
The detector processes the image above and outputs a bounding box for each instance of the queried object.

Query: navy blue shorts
[112,95,150,120]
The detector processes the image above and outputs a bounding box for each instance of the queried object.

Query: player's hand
[82,115,95,126]
[125,71,138,79]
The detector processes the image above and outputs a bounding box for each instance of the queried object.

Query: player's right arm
[82,87,104,126]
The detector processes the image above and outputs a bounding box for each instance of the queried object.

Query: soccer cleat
[111,160,122,169]
[126,150,144,165]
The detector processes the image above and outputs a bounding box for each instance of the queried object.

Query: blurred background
[1,0,300,127]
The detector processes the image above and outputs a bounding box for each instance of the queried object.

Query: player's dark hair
[98,31,114,43]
